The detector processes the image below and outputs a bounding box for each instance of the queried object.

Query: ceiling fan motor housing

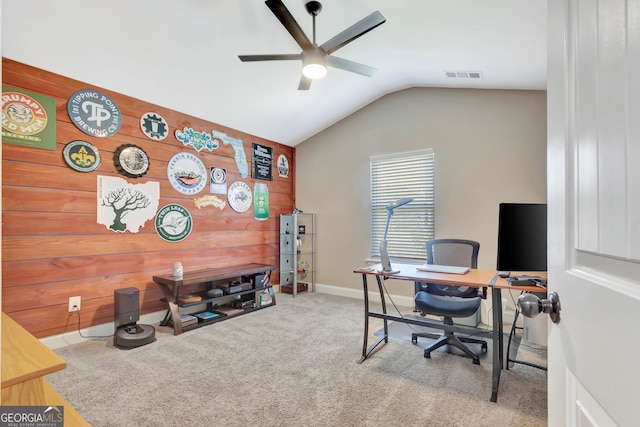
[305,1,322,16]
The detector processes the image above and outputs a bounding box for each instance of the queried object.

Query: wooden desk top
[355,263,497,287]
[153,262,277,287]
[2,313,67,388]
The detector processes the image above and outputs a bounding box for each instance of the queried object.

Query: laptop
[416,264,470,274]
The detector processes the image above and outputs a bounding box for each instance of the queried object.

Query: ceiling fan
[238,0,386,90]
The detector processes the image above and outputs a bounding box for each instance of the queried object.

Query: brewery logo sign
[67,89,122,138]
[227,181,252,213]
[140,112,169,140]
[277,154,289,178]
[63,140,101,172]
[2,86,57,150]
[167,152,207,195]
[175,127,218,152]
[155,204,193,242]
[252,143,273,181]
[114,144,150,178]
[210,167,227,194]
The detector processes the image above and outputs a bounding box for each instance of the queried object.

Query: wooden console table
[152,263,277,335]
[1,313,90,426]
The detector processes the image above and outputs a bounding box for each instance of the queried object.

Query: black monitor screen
[496,203,547,272]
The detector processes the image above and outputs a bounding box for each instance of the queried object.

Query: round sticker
[114,144,150,178]
[67,89,122,138]
[227,181,252,213]
[140,112,169,140]
[155,204,193,242]
[167,152,207,195]
[63,140,101,172]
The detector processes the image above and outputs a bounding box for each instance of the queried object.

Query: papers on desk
[416,264,470,274]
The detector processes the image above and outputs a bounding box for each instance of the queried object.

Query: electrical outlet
[69,296,81,312]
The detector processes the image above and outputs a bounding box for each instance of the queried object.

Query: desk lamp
[379,198,413,273]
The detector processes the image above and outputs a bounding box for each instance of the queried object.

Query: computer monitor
[496,203,547,272]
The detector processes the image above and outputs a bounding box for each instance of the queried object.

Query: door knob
[517,291,561,324]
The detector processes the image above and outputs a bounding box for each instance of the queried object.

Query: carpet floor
[48,292,547,427]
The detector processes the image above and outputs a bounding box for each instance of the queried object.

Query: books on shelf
[193,311,221,322]
[214,306,244,317]
[180,314,198,327]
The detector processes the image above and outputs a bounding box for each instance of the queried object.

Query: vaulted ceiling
[2,0,547,146]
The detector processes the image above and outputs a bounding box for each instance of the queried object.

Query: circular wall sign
[67,89,122,138]
[167,152,207,195]
[114,144,150,178]
[155,204,193,242]
[227,181,252,213]
[140,112,169,140]
[63,140,101,172]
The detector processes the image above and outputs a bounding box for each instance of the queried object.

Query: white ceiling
[2,0,547,147]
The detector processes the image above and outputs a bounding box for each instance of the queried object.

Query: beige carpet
[48,293,547,427]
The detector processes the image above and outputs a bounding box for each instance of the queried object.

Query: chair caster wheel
[473,359,480,365]
[424,351,431,359]
[411,336,417,344]
[481,342,488,352]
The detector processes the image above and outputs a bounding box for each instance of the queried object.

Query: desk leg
[376,275,389,342]
[358,274,387,364]
[155,283,183,335]
[491,287,503,402]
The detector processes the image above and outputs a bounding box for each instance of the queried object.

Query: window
[370,149,435,260]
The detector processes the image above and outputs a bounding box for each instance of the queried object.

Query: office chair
[412,239,488,365]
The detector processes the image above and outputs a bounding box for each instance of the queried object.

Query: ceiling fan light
[302,63,327,79]
[302,48,327,79]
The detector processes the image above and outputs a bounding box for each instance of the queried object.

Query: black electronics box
[253,274,269,290]
[222,280,253,295]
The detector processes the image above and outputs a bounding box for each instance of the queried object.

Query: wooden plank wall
[1,58,295,338]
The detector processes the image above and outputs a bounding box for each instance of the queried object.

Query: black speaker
[114,287,140,329]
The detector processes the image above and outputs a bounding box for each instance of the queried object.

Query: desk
[355,264,504,401]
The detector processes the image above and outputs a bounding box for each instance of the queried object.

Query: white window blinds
[370,149,435,260]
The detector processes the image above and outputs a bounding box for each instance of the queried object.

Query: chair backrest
[419,239,481,298]
[427,239,479,269]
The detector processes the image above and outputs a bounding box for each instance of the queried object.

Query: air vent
[444,70,483,79]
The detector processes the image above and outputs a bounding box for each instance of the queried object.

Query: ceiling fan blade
[326,56,377,77]
[265,0,313,51]
[320,11,386,55]
[298,75,312,90]
[238,54,302,62]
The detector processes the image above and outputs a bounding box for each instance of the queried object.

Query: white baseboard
[40,311,167,350]
[305,282,415,308]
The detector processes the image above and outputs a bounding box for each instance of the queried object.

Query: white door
[548,0,640,426]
